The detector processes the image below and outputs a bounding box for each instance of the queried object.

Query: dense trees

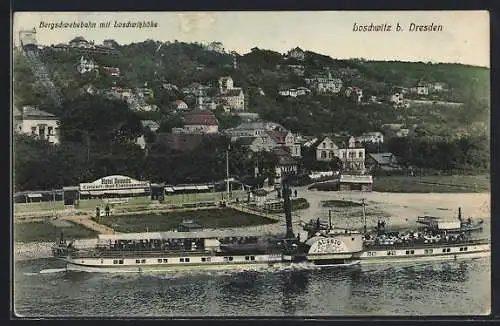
[387,134,489,173]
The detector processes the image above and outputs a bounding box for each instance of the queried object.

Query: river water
[13,191,491,317]
[13,257,490,317]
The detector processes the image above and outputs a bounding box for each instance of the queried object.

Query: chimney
[282,180,294,239]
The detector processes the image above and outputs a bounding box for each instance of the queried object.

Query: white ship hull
[358,243,490,265]
[60,253,293,273]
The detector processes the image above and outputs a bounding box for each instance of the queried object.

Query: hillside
[12,40,490,191]
[13,40,490,137]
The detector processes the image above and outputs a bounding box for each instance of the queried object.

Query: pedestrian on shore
[294,189,298,197]
[105,204,110,216]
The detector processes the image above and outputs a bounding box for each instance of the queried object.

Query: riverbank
[308,174,490,193]
[14,190,490,261]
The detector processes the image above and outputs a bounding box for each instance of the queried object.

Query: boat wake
[38,268,67,274]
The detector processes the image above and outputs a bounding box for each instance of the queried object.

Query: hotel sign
[80,175,150,191]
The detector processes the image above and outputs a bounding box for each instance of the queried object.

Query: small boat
[416,207,484,233]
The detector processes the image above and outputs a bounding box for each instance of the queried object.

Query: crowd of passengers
[99,236,263,251]
[365,230,470,246]
[101,238,205,251]
[218,236,260,245]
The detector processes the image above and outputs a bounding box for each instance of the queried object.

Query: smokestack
[282,181,294,239]
[458,207,462,220]
[329,210,332,230]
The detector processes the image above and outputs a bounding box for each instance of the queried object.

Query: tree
[58,94,142,145]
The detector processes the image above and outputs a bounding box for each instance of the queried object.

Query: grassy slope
[373,175,490,193]
[15,220,98,243]
[99,207,277,233]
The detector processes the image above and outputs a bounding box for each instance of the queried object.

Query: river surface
[14,257,490,317]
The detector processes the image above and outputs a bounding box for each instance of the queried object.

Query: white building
[172,100,188,111]
[278,87,311,97]
[286,47,306,61]
[355,132,384,144]
[217,76,245,111]
[76,56,99,74]
[225,121,286,139]
[306,72,343,94]
[136,120,160,150]
[345,86,363,103]
[315,135,365,171]
[14,106,60,144]
[206,41,225,53]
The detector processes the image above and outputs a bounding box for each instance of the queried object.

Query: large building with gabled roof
[14,106,60,144]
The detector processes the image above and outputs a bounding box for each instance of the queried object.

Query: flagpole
[226,144,230,200]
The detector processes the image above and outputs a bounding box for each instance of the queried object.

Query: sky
[13,11,490,67]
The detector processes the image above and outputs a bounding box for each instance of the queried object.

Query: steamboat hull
[64,261,294,273]
[358,243,490,265]
[57,253,301,273]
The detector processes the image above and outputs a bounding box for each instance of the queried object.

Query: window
[245,256,250,261]
[185,258,190,263]
[250,256,255,261]
[101,259,103,264]
[358,152,363,158]
[463,247,468,251]
[118,259,124,264]
[180,258,185,262]
[202,257,207,262]
[141,259,146,264]
[447,248,451,253]
[38,126,46,140]
[157,259,162,263]
[321,151,327,159]
[387,251,396,256]
[442,249,447,253]
[425,249,433,254]
[136,259,141,264]
[113,260,118,264]
[47,126,53,135]
[31,127,37,135]
[163,259,168,263]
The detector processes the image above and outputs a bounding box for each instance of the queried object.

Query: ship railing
[365,238,488,249]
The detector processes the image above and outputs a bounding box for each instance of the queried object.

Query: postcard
[12,11,490,318]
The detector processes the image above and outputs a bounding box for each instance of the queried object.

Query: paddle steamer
[52,183,490,272]
[301,201,490,265]
[52,183,363,272]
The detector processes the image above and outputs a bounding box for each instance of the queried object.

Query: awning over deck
[98,229,275,242]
